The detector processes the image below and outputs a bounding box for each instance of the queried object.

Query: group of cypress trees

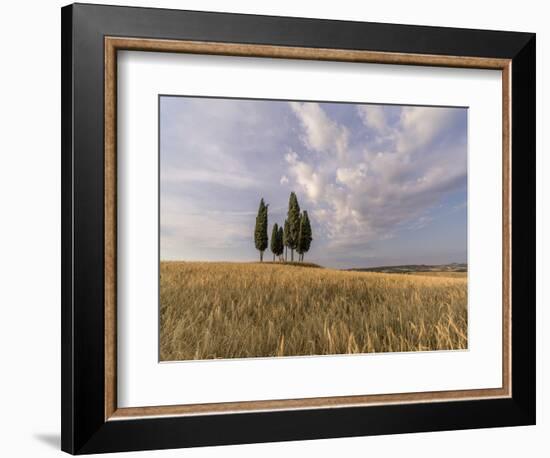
[254,192,313,263]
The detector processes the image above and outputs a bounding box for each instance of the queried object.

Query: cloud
[397,106,462,153]
[279,175,289,185]
[161,198,252,254]
[286,103,467,253]
[284,150,327,202]
[357,105,389,132]
[289,102,349,158]
[162,168,261,190]
[336,163,368,187]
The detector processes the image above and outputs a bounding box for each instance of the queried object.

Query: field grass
[408,271,468,279]
[160,261,467,361]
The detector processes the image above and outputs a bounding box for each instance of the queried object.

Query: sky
[160,96,467,269]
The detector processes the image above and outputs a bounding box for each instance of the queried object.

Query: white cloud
[284,151,326,202]
[279,175,289,185]
[287,104,467,252]
[397,106,461,153]
[289,102,349,158]
[336,163,368,187]
[357,105,389,132]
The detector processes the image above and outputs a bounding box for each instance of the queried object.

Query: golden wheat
[160,261,467,361]
[408,271,467,279]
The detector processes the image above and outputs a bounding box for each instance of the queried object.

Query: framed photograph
[61,3,536,454]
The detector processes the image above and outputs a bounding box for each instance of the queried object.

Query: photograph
[159,96,468,361]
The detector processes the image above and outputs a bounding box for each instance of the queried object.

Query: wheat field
[160,261,467,361]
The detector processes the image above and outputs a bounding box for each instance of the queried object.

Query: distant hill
[348,263,467,274]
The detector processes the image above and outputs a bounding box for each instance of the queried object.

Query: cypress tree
[298,211,313,262]
[296,214,304,262]
[282,219,290,262]
[277,226,285,261]
[270,223,279,262]
[254,198,269,262]
[287,192,301,262]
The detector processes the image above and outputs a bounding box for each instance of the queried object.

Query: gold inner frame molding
[104,36,512,421]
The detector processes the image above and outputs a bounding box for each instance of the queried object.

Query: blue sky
[160,96,467,269]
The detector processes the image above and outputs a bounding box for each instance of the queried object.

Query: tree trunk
[260,251,263,262]
[284,247,287,262]
[273,253,275,262]
[291,249,294,262]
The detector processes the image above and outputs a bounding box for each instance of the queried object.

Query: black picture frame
[61,3,536,454]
